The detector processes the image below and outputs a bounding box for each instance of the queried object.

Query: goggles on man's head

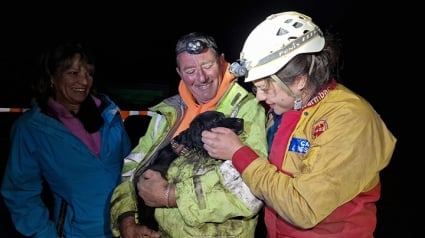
[185,40,209,54]
[175,35,219,55]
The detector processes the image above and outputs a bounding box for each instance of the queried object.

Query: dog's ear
[177,113,209,149]
[217,118,244,135]
[177,111,242,151]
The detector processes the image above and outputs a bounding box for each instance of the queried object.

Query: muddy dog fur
[136,111,244,231]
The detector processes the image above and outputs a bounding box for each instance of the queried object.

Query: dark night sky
[1,1,349,106]
[0,1,411,236]
[1,0,399,137]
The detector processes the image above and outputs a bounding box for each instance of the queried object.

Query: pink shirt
[47,96,101,156]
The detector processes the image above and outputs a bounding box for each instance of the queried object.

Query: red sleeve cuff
[232,146,258,173]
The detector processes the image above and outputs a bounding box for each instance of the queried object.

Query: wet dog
[137,110,244,230]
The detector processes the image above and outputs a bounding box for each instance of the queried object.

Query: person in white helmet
[202,11,397,237]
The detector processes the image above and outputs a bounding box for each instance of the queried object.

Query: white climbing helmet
[240,11,325,82]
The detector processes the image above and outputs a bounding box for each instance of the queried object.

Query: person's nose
[197,69,207,83]
[255,92,266,101]
[78,72,91,85]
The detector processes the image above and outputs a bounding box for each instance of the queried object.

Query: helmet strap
[308,55,316,75]
[270,74,303,110]
[294,97,303,110]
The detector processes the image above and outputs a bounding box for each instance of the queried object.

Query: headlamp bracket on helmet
[229,60,248,77]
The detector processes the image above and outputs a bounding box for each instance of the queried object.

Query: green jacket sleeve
[110,112,166,236]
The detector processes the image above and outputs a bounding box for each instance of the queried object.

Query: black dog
[137,110,244,230]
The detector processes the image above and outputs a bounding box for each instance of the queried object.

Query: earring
[294,97,302,110]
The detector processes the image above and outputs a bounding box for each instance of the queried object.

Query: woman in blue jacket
[1,40,132,237]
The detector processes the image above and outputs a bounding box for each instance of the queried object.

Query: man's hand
[137,169,168,207]
[119,216,160,238]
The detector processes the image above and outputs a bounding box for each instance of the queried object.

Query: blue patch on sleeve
[288,137,310,154]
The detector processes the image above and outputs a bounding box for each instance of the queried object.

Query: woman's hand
[202,127,244,160]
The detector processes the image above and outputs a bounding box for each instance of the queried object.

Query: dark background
[0,1,409,237]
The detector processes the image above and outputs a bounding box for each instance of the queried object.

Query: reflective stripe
[0,107,152,122]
